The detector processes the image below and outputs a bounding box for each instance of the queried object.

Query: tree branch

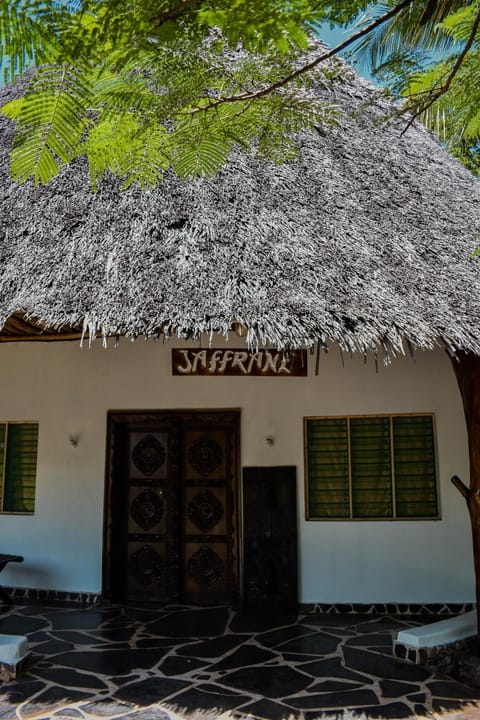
[402,4,480,132]
[186,0,415,114]
[155,0,202,26]
[452,474,470,499]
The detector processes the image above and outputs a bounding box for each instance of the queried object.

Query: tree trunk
[450,351,480,638]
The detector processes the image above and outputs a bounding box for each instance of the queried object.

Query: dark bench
[0,554,23,604]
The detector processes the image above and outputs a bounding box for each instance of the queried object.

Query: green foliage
[442,2,479,39]
[3,63,91,184]
[351,0,467,70]
[0,0,66,83]
[83,116,172,190]
[196,0,312,52]
[0,0,479,185]
[0,0,342,188]
[406,49,480,173]
[312,0,371,27]
[404,3,480,174]
[345,0,479,175]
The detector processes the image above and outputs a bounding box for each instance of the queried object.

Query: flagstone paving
[0,604,479,719]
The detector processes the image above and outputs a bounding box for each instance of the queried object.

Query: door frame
[102,408,241,604]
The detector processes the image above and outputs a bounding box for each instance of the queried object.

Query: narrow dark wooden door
[243,466,297,611]
[105,410,240,605]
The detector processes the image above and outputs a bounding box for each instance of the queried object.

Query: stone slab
[396,610,477,649]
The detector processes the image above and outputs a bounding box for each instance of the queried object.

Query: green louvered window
[0,423,38,513]
[305,415,438,520]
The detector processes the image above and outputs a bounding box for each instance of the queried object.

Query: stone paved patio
[0,603,479,719]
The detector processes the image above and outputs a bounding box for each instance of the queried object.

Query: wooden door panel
[243,466,298,611]
[182,420,237,604]
[105,410,239,605]
[185,487,227,535]
[127,541,167,599]
[243,471,272,603]
[125,423,181,603]
[184,543,228,599]
[128,487,167,534]
[184,429,227,481]
[129,432,168,480]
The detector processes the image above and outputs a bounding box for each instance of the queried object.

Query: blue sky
[318,21,377,82]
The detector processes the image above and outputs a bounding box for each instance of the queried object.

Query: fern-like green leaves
[84,116,171,189]
[0,0,67,83]
[1,0,478,186]
[3,63,91,184]
[0,0,342,189]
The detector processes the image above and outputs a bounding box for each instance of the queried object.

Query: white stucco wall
[0,338,473,603]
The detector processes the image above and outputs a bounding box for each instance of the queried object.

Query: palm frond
[441,3,480,40]
[352,0,468,72]
[407,46,480,174]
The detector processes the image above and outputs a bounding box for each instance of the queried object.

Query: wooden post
[450,351,480,638]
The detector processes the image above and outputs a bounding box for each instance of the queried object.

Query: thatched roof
[0,59,479,355]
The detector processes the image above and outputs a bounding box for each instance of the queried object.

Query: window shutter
[350,417,393,518]
[306,418,349,518]
[305,414,439,521]
[3,423,38,513]
[392,416,437,518]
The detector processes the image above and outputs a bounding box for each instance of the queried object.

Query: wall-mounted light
[266,436,275,447]
[68,434,79,448]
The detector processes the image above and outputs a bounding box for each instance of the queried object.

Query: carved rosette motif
[130,489,164,531]
[129,545,164,586]
[187,546,224,588]
[187,489,224,533]
[132,435,166,476]
[187,436,223,476]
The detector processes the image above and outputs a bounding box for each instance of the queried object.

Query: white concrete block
[0,634,29,662]
[396,610,477,649]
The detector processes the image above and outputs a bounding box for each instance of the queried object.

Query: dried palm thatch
[0,59,479,355]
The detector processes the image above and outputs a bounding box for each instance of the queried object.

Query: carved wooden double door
[104,410,240,605]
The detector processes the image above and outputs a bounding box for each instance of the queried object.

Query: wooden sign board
[172,348,308,377]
